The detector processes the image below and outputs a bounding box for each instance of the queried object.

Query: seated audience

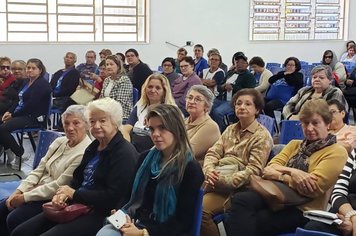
[11,98,138,236]
[101,55,133,121]
[0,105,91,236]
[200,52,225,97]
[76,50,98,84]
[0,58,51,169]
[344,66,356,107]
[207,48,228,73]
[322,50,347,87]
[200,88,273,236]
[125,48,152,91]
[185,85,220,165]
[264,56,304,118]
[328,99,356,153]
[283,65,348,120]
[175,47,187,74]
[224,99,348,236]
[340,44,356,63]
[172,56,202,115]
[0,57,16,95]
[193,44,209,76]
[161,57,179,86]
[304,151,356,235]
[249,56,273,95]
[91,60,106,95]
[96,104,204,236]
[211,52,255,132]
[0,60,27,115]
[50,52,80,113]
[122,73,176,153]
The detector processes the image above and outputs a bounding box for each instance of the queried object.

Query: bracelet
[345,210,356,219]
[142,228,149,236]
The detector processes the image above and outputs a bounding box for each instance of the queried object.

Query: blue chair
[192,188,204,236]
[279,120,304,144]
[266,62,281,71]
[257,114,275,136]
[133,88,139,106]
[295,227,338,236]
[270,65,283,75]
[0,130,63,199]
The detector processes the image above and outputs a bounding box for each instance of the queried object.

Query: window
[249,0,348,41]
[0,0,149,42]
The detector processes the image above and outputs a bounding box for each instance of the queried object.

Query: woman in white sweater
[0,105,92,236]
[249,56,273,95]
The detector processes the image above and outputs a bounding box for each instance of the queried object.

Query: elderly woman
[200,88,273,236]
[283,65,348,120]
[327,99,356,153]
[161,57,179,86]
[96,104,204,236]
[304,151,356,235]
[101,55,133,120]
[185,85,220,165]
[200,52,225,97]
[0,105,92,236]
[12,98,138,236]
[0,58,52,169]
[122,73,176,153]
[322,50,347,87]
[224,99,348,236]
[264,56,304,118]
[172,56,202,116]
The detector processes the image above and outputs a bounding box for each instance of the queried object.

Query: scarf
[123,148,193,222]
[286,134,336,172]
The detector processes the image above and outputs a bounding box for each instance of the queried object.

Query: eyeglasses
[180,64,190,69]
[210,58,220,62]
[162,64,173,67]
[11,67,24,71]
[286,63,296,67]
[185,96,205,103]
[324,56,333,59]
[0,65,10,70]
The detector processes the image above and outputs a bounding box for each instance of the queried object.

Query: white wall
[0,0,355,74]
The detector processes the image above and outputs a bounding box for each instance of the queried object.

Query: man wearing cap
[211,52,256,132]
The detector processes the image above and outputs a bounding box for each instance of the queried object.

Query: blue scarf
[123,148,192,222]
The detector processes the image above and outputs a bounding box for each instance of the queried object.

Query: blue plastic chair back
[266,62,281,71]
[192,188,204,236]
[270,66,283,75]
[133,88,139,106]
[296,227,338,236]
[257,114,275,136]
[33,130,64,168]
[279,120,304,144]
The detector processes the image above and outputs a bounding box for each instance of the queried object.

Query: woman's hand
[337,213,354,236]
[51,193,68,210]
[120,215,143,236]
[6,191,22,210]
[8,194,25,208]
[262,166,281,180]
[2,112,12,122]
[225,83,233,92]
[205,170,220,189]
[56,185,75,200]
[290,169,318,194]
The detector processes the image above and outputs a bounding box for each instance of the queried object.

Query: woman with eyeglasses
[185,85,220,166]
[0,57,16,96]
[172,56,202,116]
[160,57,179,87]
[283,65,348,121]
[321,50,347,88]
[200,88,273,236]
[264,56,304,119]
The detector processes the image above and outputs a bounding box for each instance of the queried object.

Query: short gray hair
[86,97,123,128]
[311,65,333,81]
[62,105,88,128]
[187,85,215,113]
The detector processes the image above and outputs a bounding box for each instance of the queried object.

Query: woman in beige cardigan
[184,85,220,165]
[0,105,92,235]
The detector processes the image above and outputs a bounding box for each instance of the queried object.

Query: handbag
[249,175,311,211]
[70,79,99,105]
[42,202,92,223]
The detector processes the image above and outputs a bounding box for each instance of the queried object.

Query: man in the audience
[0,57,16,96]
[76,50,98,84]
[125,48,152,91]
[175,47,187,74]
[211,52,256,132]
